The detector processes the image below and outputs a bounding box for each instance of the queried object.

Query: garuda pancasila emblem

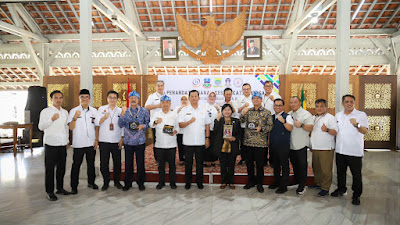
[176,11,246,64]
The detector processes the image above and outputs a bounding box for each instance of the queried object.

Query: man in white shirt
[95,90,124,191]
[218,88,239,119]
[150,95,179,190]
[262,81,281,115]
[331,94,368,206]
[288,96,313,195]
[262,81,281,166]
[67,89,99,194]
[236,83,253,165]
[145,80,164,163]
[39,90,70,201]
[310,99,338,197]
[179,90,211,190]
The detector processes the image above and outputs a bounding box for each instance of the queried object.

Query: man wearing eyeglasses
[67,89,99,194]
[268,99,293,194]
[95,90,124,191]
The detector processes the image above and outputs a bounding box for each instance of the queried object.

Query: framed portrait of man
[244,36,262,60]
[161,37,179,61]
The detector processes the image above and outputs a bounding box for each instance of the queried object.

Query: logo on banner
[214,78,223,87]
[233,78,243,88]
[225,78,231,87]
[203,78,212,88]
[192,78,201,87]
[255,74,280,94]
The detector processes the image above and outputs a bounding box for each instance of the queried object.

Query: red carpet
[111,144,315,185]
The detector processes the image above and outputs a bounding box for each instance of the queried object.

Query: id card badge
[109,123,114,131]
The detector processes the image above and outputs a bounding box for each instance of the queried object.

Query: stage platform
[111,144,315,185]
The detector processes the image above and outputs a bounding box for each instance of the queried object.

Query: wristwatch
[326,128,330,133]
[300,123,305,128]
[355,123,361,129]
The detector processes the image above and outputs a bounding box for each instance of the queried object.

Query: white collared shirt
[201,103,219,131]
[218,100,239,118]
[335,109,369,157]
[179,105,211,146]
[262,92,281,115]
[288,107,313,150]
[38,105,69,146]
[274,111,294,125]
[145,92,163,117]
[150,110,180,148]
[95,105,123,143]
[310,113,338,150]
[67,105,98,148]
[236,95,253,128]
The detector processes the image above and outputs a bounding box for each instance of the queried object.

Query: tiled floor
[0,147,399,225]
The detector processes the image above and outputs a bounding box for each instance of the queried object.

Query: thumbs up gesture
[52,113,60,121]
[294,119,302,128]
[321,123,328,132]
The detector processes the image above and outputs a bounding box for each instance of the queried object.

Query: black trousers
[155,147,176,184]
[184,145,204,184]
[245,146,265,185]
[220,152,236,184]
[99,142,121,185]
[336,153,363,198]
[124,144,146,187]
[152,128,158,162]
[271,146,290,188]
[289,147,308,188]
[71,146,96,189]
[45,145,67,193]
[239,128,246,161]
[204,131,218,162]
[177,134,185,162]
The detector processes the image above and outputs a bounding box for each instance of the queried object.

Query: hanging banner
[159,74,279,109]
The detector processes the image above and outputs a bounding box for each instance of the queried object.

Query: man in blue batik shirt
[118,90,150,191]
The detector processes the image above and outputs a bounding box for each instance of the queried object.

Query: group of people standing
[39,80,368,206]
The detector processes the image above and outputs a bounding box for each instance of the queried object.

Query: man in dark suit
[164,41,176,57]
[247,40,259,56]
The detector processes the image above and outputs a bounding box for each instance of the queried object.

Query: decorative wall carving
[364,83,391,109]
[92,84,102,108]
[364,116,391,142]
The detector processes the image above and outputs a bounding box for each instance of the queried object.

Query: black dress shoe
[276,187,287,194]
[56,189,71,195]
[331,189,347,197]
[122,186,131,191]
[88,183,99,190]
[138,184,145,191]
[352,197,361,205]
[101,184,109,191]
[114,183,123,189]
[257,184,264,193]
[170,183,177,189]
[46,192,58,201]
[243,183,255,189]
[268,184,279,189]
[156,183,165,190]
[70,188,78,195]
[197,183,204,189]
[185,183,191,190]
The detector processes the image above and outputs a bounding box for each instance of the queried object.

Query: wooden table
[0,123,33,157]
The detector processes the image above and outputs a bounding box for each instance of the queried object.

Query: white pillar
[335,0,351,113]
[80,0,93,99]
